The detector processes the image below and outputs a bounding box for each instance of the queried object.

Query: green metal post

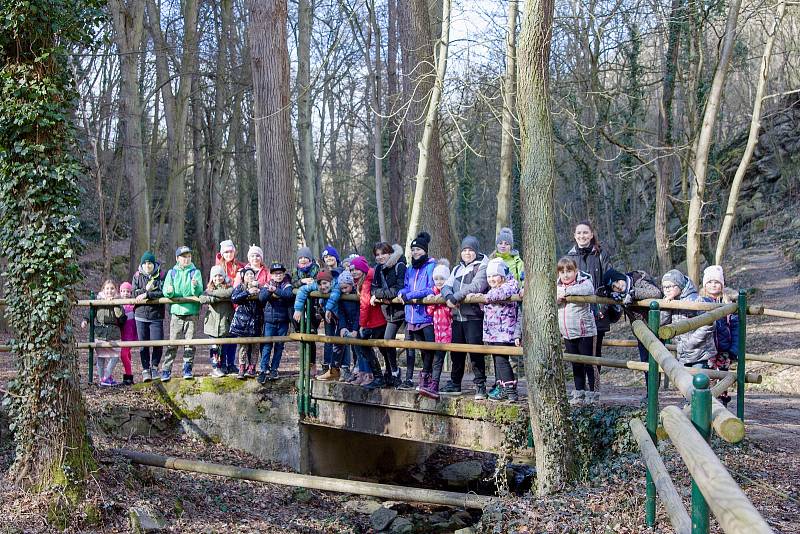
[297,305,308,416]
[88,291,95,384]
[304,296,314,416]
[690,373,711,534]
[737,290,747,420]
[645,302,660,527]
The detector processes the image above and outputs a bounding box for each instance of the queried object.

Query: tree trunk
[249,0,296,266]
[715,0,785,265]
[518,0,575,495]
[109,0,149,276]
[386,0,403,241]
[685,0,741,283]
[368,0,388,242]
[297,0,320,255]
[496,0,519,235]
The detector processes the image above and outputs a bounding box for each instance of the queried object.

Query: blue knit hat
[322,245,340,263]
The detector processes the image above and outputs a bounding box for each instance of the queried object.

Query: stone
[389,517,414,533]
[292,487,313,503]
[128,507,166,533]
[449,510,473,528]
[454,528,476,534]
[370,507,399,531]
[343,499,382,515]
[439,460,484,487]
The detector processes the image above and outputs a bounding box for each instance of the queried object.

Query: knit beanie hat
[460,235,480,252]
[703,265,725,287]
[321,245,340,263]
[433,264,450,280]
[602,268,627,288]
[140,251,156,265]
[487,258,510,277]
[496,227,514,247]
[297,246,314,261]
[662,269,688,289]
[248,244,264,259]
[316,270,333,283]
[410,231,431,253]
[219,240,236,254]
[350,256,370,274]
[337,270,354,286]
[120,282,133,292]
[210,265,226,280]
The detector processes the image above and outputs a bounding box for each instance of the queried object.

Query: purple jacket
[482,278,521,343]
[399,257,436,325]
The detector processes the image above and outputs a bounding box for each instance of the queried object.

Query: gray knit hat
[337,270,354,286]
[297,246,313,261]
[210,265,226,280]
[460,235,480,252]
[433,264,450,280]
[496,227,514,247]
[661,269,687,289]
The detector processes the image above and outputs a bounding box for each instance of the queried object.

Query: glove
[199,295,211,304]
[622,293,634,306]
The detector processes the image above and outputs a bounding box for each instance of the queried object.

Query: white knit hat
[703,265,725,287]
[219,240,236,254]
[487,258,510,277]
[248,244,264,259]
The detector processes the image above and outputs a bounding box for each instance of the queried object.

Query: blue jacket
[399,257,435,325]
[714,309,740,359]
[338,295,360,332]
[229,285,263,337]
[258,279,295,325]
[294,280,341,316]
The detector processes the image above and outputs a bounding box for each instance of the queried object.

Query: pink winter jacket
[482,278,521,344]
[557,271,597,340]
[425,286,452,343]
[121,304,138,342]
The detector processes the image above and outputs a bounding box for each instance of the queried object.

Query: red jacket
[215,253,246,282]
[359,268,387,329]
[425,286,452,343]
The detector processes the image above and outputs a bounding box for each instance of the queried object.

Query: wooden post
[690,374,711,534]
[646,302,660,527]
[88,291,95,384]
[737,290,746,420]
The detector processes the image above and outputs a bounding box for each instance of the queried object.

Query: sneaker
[585,391,599,405]
[237,365,246,380]
[345,371,361,383]
[390,370,402,388]
[488,381,500,397]
[355,373,373,386]
[99,377,113,387]
[161,370,172,382]
[439,381,462,396]
[257,371,268,384]
[142,369,152,382]
[245,365,257,378]
[182,362,194,380]
[419,379,440,400]
[317,367,341,381]
[506,383,519,402]
[474,385,488,400]
[225,365,236,375]
[569,390,585,406]
[488,384,508,402]
[211,367,226,378]
[150,367,158,380]
[270,369,279,380]
[363,376,386,390]
[340,367,352,382]
[416,372,431,392]
[397,379,415,391]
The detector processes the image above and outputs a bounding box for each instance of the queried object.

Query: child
[258,263,295,383]
[132,251,166,382]
[482,259,522,402]
[216,240,245,372]
[231,267,262,379]
[203,265,234,378]
[490,227,525,284]
[294,269,341,376]
[119,282,138,385]
[352,256,388,388]
[161,246,204,381]
[420,260,452,399]
[660,269,716,367]
[318,270,360,381]
[321,245,343,278]
[556,257,598,405]
[370,242,407,387]
[702,265,738,406]
[293,246,320,288]
[84,280,126,386]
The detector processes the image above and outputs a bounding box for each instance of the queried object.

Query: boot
[339,366,352,382]
[363,374,386,390]
[419,379,440,400]
[416,372,430,392]
[317,366,341,381]
[505,381,519,402]
[356,372,373,386]
[246,364,257,378]
[122,374,134,386]
[237,365,247,380]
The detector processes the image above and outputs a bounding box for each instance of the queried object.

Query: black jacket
[132,263,166,321]
[566,245,613,332]
[229,285,263,337]
[599,270,663,324]
[371,244,407,323]
[258,278,295,325]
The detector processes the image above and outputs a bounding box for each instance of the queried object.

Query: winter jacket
[482,278,522,344]
[399,257,436,326]
[600,270,662,324]
[565,244,613,332]
[229,285,262,337]
[338,292,360,333]
[359,268,388,329]
[490,250,525,284]
[440,254,489,322]
[557,271,598,340]
[292,262,320,288]
[259,278,295,325]
[234,264,269,287]
[121,304,138,341]
[712,299,740,360]
[163,262,203,316]
[425,286,452,343]
[203,284,234,337]
[94,302,126,342]
[661,279,716,365]
[371,244,407,323]
[132,263,166,321]
[294,280,341,316]
[215,253,246,284]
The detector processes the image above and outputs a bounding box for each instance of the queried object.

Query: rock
[449,510,473,528]
[439,460,484,487]
[292,487,313,503]
[389,516,414,533]
[380,500,412,513]
[455,528,476,534]
[343,499,382,515]
[370,507,399,531]
[128,507,166,533]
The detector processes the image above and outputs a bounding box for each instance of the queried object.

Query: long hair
[575,220,601,251]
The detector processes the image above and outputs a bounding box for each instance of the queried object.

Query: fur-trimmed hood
[385,244,405,269]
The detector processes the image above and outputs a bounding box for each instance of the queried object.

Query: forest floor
[0,244,799,533]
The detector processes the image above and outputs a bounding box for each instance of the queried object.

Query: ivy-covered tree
[0,0,101,495]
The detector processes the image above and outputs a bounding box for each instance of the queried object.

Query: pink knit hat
[350,256,370,274]
[120,282,133,292]
[702,265,725,287]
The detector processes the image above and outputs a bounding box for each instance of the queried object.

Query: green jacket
[163,262,203,315]
[203,285,234,337]
[491,250,525,285]
[94,305,126,341]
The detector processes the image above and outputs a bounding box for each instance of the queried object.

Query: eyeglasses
[662,284,677,290]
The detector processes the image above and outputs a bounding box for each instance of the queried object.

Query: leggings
[95,347,119,380]
[382,321,402,373]
[119,348,133,375]
[489,342,516,382]
[564,336,595,391]
[408,325,435,374]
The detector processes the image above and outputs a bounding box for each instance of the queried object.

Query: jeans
[358,326,385,376]
[323,318,342,367]
[260,321,289,372]
[162,315,196,370]
[136,319,164,370]
[449,320,486,387]
[564,336,595,391]
[383,321,402,373]
[222,342,237,369]
[408,325,435,373]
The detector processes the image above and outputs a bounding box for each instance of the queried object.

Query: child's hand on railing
[514,339,521,347]
[293,311,302,323]
[80,320,88,329]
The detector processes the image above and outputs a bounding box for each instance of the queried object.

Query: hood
[680,278,699,300]
[567,244,599,256]
[385,244,405,269]
[559,270,592,287]
[460,253,487,269]
[173,262,197,271]
[494,249,521,261]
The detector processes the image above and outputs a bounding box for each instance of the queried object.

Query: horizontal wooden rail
[660,407,774,533]
[658,303,739,340]
[82,336,292,349]
[116,449,492,509]
[629,418,690,534]
[601,338,800,367]
[632,321,745,443]
[758,307,800,321]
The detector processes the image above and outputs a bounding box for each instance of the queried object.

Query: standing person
[352,255,389,389]
[132,251,166,382]
[439,236,490,399]
[216,240,245,373]
[317,270,360,381]
[321,245,343,278]
[202,265,234,378]
[420,260,452,399]
[82,280,125,386]
[258,263,295,382]
[480,259,522,402]
[230,266,263,379]
[293,269,341,376]
[660,269,716,367]
[236,245,270,287]
[118,282,138,385]
[701,265,738,406]
[490,227,525,283]
[370,242,406,386]
[556,257,598,405]
[293,246,320,288]
[161,246,204,381]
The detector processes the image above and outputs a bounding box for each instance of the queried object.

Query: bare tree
[496,0,519,235]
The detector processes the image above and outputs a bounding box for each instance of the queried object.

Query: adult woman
[132,251,166,382]
[370,242,407,386]
[215,240,245,374]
